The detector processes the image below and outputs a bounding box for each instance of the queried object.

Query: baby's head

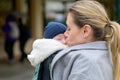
[44,22,67,45]
[44,22,66,39]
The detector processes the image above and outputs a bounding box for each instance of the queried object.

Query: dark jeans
[5,40,16,60]
[19,38,28,62]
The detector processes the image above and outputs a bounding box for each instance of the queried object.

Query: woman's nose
[64,31,68,38]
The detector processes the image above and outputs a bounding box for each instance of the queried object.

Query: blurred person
[50,0,120,80]
[17,18,31,62]
[2,14,19,62]
[27,22,67,80]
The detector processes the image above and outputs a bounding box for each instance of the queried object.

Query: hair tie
[104,22,113,38]
[105,22,110,27]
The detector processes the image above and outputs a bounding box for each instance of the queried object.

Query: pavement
[0,39,35,80]
[0,61,35,80]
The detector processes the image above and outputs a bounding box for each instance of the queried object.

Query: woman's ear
[83,25,92,39]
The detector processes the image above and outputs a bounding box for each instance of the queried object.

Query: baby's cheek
[59,39,66,44]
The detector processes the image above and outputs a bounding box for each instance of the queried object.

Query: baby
[27,22,67,80]
[27,34,67,67]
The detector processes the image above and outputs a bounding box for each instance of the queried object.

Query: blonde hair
[69,0,120,80]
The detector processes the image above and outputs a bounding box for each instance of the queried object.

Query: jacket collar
[51,41,108,75]
[68,41,107,50]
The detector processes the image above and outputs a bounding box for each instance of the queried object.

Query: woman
[50,0,120,80]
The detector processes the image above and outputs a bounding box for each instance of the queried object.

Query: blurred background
[0,0,119,80]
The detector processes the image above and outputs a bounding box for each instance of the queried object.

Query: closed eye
[67,27,70,31]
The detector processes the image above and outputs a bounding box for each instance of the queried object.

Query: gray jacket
[50,41,113,80]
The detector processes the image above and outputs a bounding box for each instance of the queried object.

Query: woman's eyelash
[67,28,70,31]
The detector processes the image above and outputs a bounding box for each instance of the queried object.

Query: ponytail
[106,21,120,80]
